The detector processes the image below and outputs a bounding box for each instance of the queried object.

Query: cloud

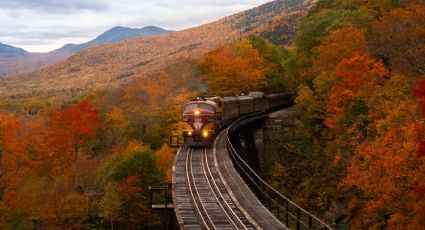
[0,0,109,13]
[0,0,271,52]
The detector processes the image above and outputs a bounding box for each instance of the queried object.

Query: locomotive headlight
[188,131,192,136]
[202,131,208,137]
[194,110,200,116]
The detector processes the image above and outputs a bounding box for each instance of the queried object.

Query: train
[182,92,293,147]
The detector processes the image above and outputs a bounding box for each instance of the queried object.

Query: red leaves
[50,100,101,138]
[414,78,425,116]
[325,89,354,128]
[116,176,142,199]
[414,184,425,197]
[414,78,425,158]
[48,100,100,152]
[335,53,388,96]
[0,113,27,201]
[417,141,425,158]
[325,53,389,129]
[44,99,101,175]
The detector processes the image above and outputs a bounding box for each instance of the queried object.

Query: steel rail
[185,147,213,229]
[202,147,249,229]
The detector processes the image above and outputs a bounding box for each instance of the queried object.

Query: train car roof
[267,93,291,98]
[236,96,254,101]
[222,96,238,102]
[247,92,265,98]
[266,93,280,98]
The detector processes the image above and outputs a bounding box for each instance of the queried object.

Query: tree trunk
[110,213,114,230]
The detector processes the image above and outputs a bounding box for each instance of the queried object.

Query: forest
[0,0,424,229]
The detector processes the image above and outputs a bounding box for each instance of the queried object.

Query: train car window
[199,103,214,111]
[184,104,197,111]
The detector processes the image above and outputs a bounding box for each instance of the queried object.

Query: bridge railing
[227,115,333,230]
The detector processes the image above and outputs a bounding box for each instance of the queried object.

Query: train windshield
[183,103,215,112]
[184,104,198,111]
[199,103,214,111]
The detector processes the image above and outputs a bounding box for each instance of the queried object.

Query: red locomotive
[182,99,217,147]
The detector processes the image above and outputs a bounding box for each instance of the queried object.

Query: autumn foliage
[0,94,179,228]
[0,113,29,203]
[269,1,425,228]
[199,40,265,95]
[312,26,368,75]
[369,3,425,77]
[0,0,424,229]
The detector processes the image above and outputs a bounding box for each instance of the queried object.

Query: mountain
[0,0,313,99]
[0,26,172,77]
[55,26,172,54]
[0,43,28,58]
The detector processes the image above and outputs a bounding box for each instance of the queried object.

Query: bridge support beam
[229,121,265,199]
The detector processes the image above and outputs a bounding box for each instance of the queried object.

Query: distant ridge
[0,26,172,77]
[55,26,173,54]
[0,43,28,58]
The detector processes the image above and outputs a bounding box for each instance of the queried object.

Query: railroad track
[176,146,256,229]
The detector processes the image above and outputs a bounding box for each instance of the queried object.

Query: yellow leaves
[123,141,147,158]
[295,85,316,112]
[100,181,121,220]
[270,162,286,187]
[155,144,175,183]
[105,107,126,125]
[313,72,336,97]
[372,74,416,121]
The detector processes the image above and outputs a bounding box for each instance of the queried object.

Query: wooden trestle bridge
[152,113,333,229]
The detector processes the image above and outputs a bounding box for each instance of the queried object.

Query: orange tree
[199,40,265,95]
[48,100,101,188]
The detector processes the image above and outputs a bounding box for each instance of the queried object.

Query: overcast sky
[0,0,272,52]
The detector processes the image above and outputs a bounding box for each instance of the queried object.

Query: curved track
[182,147,255,229]
[173,127,288,229]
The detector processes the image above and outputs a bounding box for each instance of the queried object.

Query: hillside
[0,26,172,78]
[0,0,313,99]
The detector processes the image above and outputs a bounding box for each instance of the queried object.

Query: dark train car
[267,93,286,109]
[248,92,269,112]
[237,96,254,115]
[274,93,293,108]
[222,96,239,125]
[182,100,217,147]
